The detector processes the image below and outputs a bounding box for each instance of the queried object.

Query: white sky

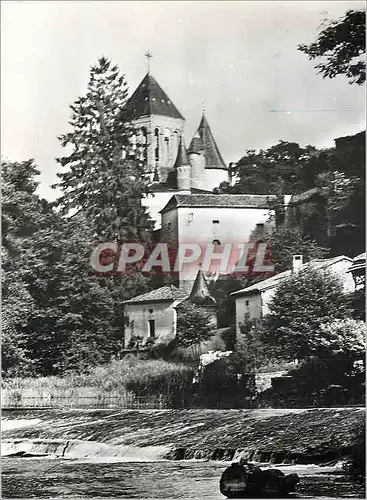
[1,1,365,200]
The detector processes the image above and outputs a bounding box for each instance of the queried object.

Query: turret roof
[188,114,227,170]
[189,270,217,306]
[124,73,184,120]
[174,136,190,169]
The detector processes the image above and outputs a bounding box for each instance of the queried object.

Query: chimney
[292,255,303,273]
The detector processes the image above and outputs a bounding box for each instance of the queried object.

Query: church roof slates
[124,73,184,120]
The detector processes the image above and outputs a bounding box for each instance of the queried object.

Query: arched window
[164,128,171,163]
[154,128,159,163]
[212,239,221,246]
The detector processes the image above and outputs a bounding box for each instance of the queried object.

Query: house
[231,254,355,335]
[123,270,220,352]
[123,285,188,348]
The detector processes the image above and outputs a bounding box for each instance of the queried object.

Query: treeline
[216,132,365,258]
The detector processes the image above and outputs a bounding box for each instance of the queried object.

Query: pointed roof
[189,270,217,306]
[124,73,184,120]
[188,114,227,170]
[174,136,190,169]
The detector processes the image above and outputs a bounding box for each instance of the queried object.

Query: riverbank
[2,407,364,464]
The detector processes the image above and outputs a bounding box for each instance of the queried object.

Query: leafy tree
[216,141,328,196]
[317,318,365,362]
[262,267,351,360]
[265,227,329,273]
[54,56,154,241]
[298,10,366,85]
[176,301,215,358]
[210,275,247,327]
[1,159,145,376]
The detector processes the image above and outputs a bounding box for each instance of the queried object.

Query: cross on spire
[145,50,153,74]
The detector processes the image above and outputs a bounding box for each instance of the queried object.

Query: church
[123,68,280,291]
[123,70,231,228]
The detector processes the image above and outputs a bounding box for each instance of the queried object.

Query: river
[2,408,365,499]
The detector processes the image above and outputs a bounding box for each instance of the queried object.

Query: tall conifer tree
[55,57,154,241]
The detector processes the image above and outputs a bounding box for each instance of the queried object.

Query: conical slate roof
[188,114,227,170]
[124,73,184,120]
[189,270,217,306]
[174,136,190,169]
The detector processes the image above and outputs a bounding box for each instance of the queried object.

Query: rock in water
[219,462,299,498]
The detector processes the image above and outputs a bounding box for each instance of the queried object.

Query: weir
[2,407,364,464]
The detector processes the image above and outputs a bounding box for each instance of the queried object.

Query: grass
[2,357,194,398]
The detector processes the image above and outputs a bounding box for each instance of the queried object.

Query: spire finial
[202,100,205,115]
[145,50,153,74]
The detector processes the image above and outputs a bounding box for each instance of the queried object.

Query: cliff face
[2,407,364,463]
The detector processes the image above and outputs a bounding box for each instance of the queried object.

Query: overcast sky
[1,1,365,200]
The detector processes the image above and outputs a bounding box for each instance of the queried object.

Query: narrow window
[155,128,159,162]
[213,220,220,224]
[148,319,156,338]
[245,300,249,306]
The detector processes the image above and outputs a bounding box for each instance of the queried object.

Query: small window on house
[167,223,171,229]
[213,220,220,224]
[148,309,153,314]
[148,319,156,338]
[245,300,249,306]
[188,213,194,223]
[212,239,221,246]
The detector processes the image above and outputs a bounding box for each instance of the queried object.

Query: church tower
[188,113,229,191]
[123,72,185,184]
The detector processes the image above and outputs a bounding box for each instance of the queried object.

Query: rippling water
[2,458,365,499]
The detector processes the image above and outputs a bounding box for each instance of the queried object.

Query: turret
[174,136,191,193]
[188,132,206,190]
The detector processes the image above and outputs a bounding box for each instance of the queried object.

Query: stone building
[231,254,355,335]
[123,270,221,353]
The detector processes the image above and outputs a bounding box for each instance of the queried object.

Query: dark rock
[219,461,299,498]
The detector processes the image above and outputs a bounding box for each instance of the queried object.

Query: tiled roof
[124,73,184,120]
[160,193,275,213]
[231,255,353,296]
[124,285,188,304]
[188,114,227,170]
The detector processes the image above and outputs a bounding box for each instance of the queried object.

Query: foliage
[210,275,247,327]
[1,159,152,376]
[298,10,366,85]
[54,57,154,241]
[265,227,329,273]
[193,355,257,408]
[175,301,215,356]
[317,318,365,361]
[262,267,351,360]
[216,141,328,196]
